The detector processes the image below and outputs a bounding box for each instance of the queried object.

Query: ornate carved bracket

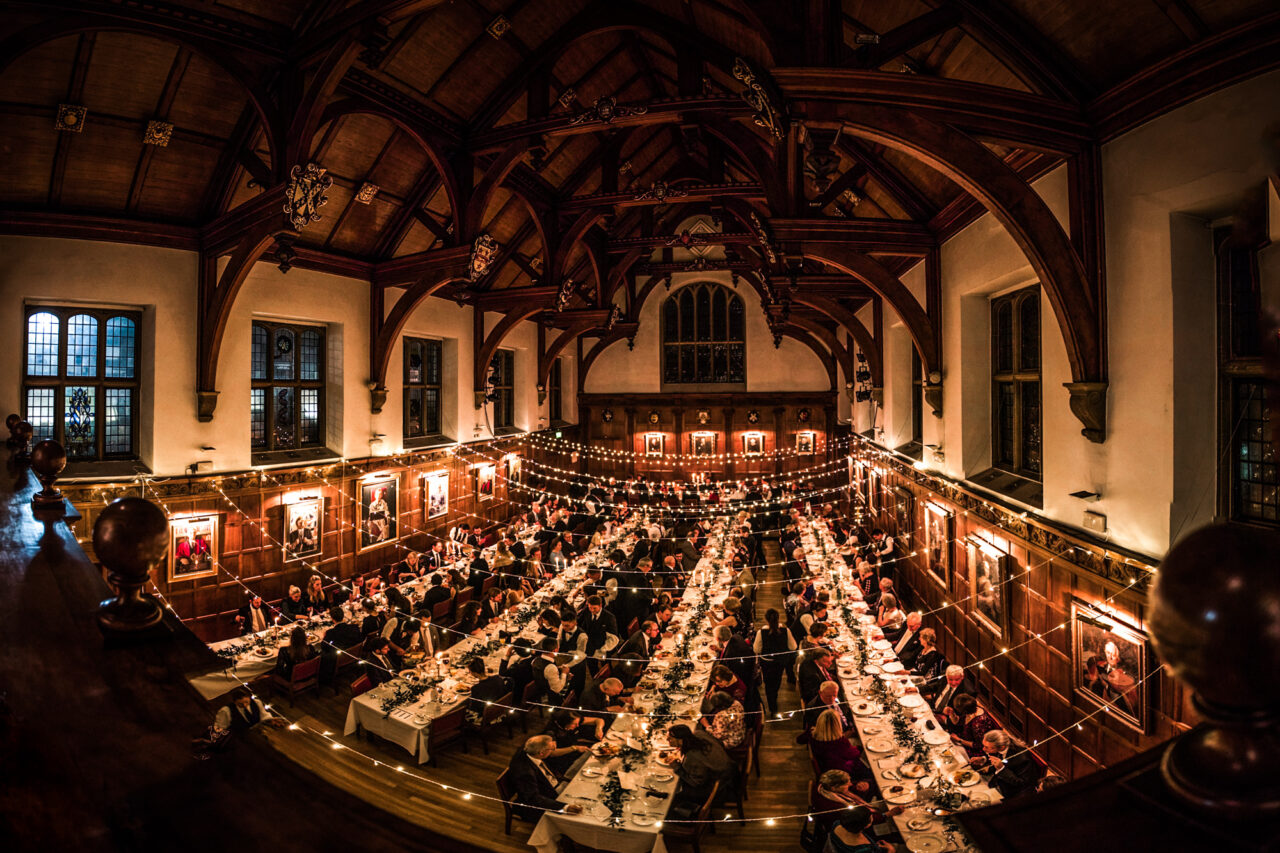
[369,386,388,414]
[924,383,943,418]
[568,95,648,126]
[196,391,219,423]
[282,163,332,230]
[1065,381,1107,443]
[733,58,784,140]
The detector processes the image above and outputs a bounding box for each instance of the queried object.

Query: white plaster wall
[0,239,547,476]
[584,270,830,394]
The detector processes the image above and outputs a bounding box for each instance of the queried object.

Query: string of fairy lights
[525,428,860,463]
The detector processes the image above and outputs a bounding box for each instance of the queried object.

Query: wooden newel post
[30,439,67,511]
[11,420,33,461]
[94,497,169,637]
[1151,522,1280,818]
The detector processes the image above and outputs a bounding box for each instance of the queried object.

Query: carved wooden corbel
[1065,381,1107,443]
[924,383,943,418]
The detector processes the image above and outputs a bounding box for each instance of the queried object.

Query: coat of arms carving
[283,163,332,230]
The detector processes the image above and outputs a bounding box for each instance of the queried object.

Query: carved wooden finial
[11,420,33,461]
[94,497,169,636]
[5,413,19,447]
[1151,522,1280,818]
[30,439,67,511]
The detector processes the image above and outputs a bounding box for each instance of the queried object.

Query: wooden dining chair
[495,768,536,836]
[271,655,321,703]
[470,691,515,755]
[661,781,719,853]
[335,640,364,673]
[431,599,452,623]
[349,673,373,696]
[427,707,467,766]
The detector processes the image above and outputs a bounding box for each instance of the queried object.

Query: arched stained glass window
[66,314,98,377]
[252,320,325,453]
[661,283,746,385]
[26,312,59,377]
[105,317,136,379]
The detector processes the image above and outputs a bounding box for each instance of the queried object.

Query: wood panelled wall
[573,392,843,481]
[850,439,1194,778]
[63,441,523,642]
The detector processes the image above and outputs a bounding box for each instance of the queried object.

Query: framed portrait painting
[169,514,218,582]
[477,464,496,501]
[283,497,322,563]
[1072,600,1151,732]
[796,431,815,456]
[923,502,952,588]
[966,535,1012,639]
[425,472,448,519]
[506,454,522,485]
[893,487,913,552]
[866,468,881,516]
[360,477,398,551]
[743,433,764,456]
[645,433,664,456]
[691,432,716,456]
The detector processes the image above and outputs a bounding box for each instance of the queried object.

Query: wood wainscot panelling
[845,436,1189,781]
[62,440,524,643]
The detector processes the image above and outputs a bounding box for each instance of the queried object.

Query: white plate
[953,770,981,787]
[906,835,946,853]
[581,766,604,778]
[863,664,882,675]
[852,701,880,716]
[906,816,935,832]
[882,661,905,673]
[900,763,928,778]
[631,815,657,827]
[865,737,896,753]
[883,787,916,805]
[872,640,892,650]
[899,693,925,708]
[922,728,951,745]
[968,791,992,807]
[646,772,674,784]
[863,725,884,736]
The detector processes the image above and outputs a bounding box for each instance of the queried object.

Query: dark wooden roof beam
[849,7,963,70]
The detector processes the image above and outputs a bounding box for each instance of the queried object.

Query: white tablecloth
[804,522,998,850]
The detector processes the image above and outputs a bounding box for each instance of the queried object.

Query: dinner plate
[852,701,880,716]
[899,693,925,708]
[872,640,892,651]
[968,792,992,807]
[862,725,884,736]
[863,664,882,675]
[882,661,905,673]
[922,728,951,745]
[953,769,981,787]
[906,835,946,853]
[581,767,604,778]
[883,786,916,805]
[865,737,896,753]
[631,815,657,827]
[253,648,273,658]
[646,772,674,784]
[900,763,928,778]
[906,816,935,832]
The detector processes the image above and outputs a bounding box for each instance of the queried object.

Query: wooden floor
[262,540,811,853]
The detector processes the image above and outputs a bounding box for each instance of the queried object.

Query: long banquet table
[527,520,737,853]
[802,520,996,853]
[342,522,643,764]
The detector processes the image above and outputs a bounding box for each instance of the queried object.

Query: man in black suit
[505,735,568,821]
[579,595,618,656]
[499,641,537,707]
[712,626,756,690]
[234,594,273,635]
[418,573,453,613]
[319,606,363,687]
[923,665,975,715]
[465,547,490,593]
[506,531,527,561]
[978,730,1043,798]
[364,636,402,686]
[892,612,924,670]
[614,621,660,661]
[798,648,841,706]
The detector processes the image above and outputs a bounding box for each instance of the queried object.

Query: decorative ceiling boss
[282,163,332,230]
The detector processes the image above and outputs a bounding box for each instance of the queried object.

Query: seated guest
[364,636,402,686]
[319,606,364,686]
[280,585,307,622]
[387,616,424,658]
[876,593,906,642]
[579,676,630,716]
[465,658,510,726]
[855,562,879,606]
[235,594,272,635]
[498,641,536,706]
[274,625,316,679]
[359,597,385,638]
[465,547,490,593]
[712,625,757,690]
[910,629,945,682]
[818,802,895,853]
[923,665,974,714]
[799,648,841,705]
[974,730,1043,798]
[209,688,285,738]
[302,575,330,614]
[419,573,453,614]
[455,601,484,636]
[535,713,593,777]
[700,690,745,749]
[389,551,420,584]
[615,620,661,661]
[712,596,749,638]
[808,709,867,785]
[945,693,999,758]
[505,735,574,821]
[892,612,924,668]
[709,664,748,705]
[535,608,561,638]
[665,724,735,818]
[479,585,506,627]
[805,680,851,730]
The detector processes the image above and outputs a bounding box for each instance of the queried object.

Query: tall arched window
[661,283,745,385]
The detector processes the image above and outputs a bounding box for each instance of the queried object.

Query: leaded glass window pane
[250,388,266,448]
[300,388,320,445]
[64,386,97,459]
[994,303,1013,373]
[662,285,747,385]
[679,291,695,342]
[663,346,680,383]
[406,387,424,438]
[26,312,59,376]
[66,314,98,377]
[1233,381,1277,523]
[272,329,295,380]
[300,329,321,381]
[695,287,711,340]
[25,388,55,442]
[104,388,132,455]
[995,382,1014,466]
[712,289,727,339]
[663,298,679,342]
[1019,294,1040,371]
[105,317,136,379]
[251,325,268,380]
[273,387,295,447]
[728,296,744,339]
[1021,381,1041,475]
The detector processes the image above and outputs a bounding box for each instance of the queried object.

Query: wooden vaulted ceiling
[0,0,1276,299]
